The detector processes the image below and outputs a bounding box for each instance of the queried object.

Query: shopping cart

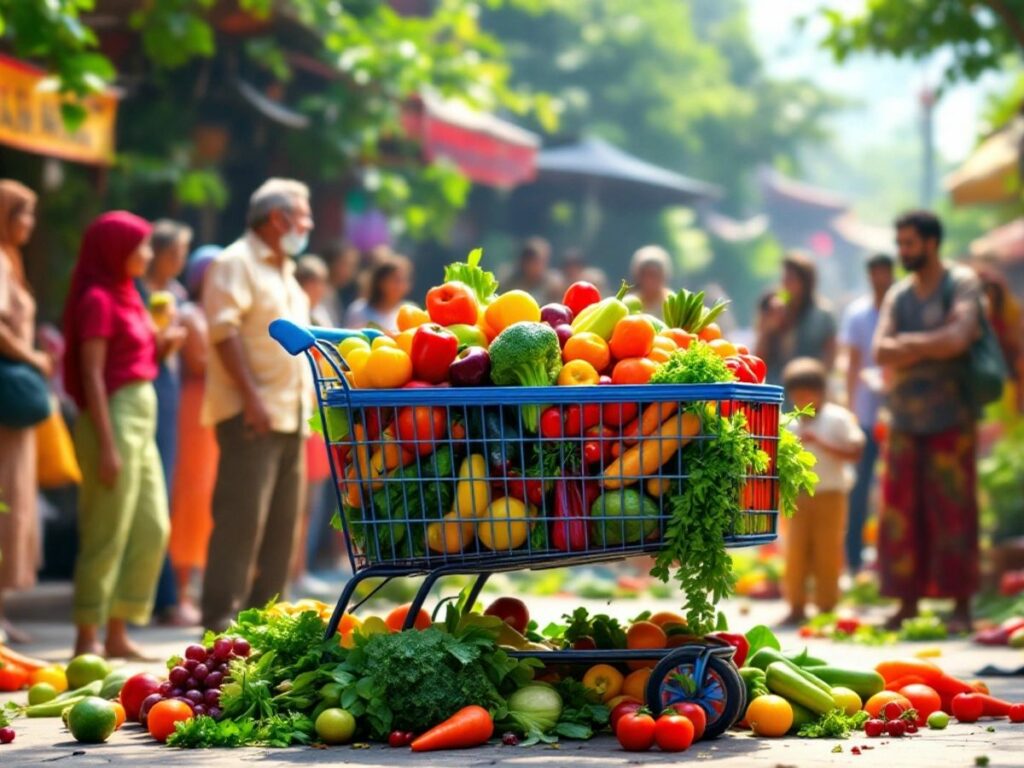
[271,319,783,738]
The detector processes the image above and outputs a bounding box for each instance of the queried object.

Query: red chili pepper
[705,631,750,668]
[539,406,565,440]
[551,477,590,552]
[410,324,459,384]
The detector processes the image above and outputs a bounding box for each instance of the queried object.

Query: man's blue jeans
[845,428,879,573]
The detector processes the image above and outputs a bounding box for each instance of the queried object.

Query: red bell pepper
[706,631,749,668]
[739,354,767,383]
[724,356,758,383]
[551,477,591,552]
[411,324,459,384]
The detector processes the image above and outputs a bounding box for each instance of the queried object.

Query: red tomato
[0,665,28,692]
[562,281,602,319]
[670,702,707,741]
[616,711,656,752]
[951,693,984,723]
[147,699,193,743]
[898,684,942,725]
[120,673,162,722]
[1008,703,1024,723]
[483,597,530,635]
[609,700,643,731]
[654,714,695,752]
[394,406,447,456]
[384,603,431,632]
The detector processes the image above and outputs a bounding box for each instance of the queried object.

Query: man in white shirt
[200,178,313,632]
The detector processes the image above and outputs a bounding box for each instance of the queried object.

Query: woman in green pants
[63,211,184,658]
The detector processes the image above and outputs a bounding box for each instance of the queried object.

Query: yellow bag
[36,399,81,488]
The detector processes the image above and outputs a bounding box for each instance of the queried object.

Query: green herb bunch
[650,341,735,385]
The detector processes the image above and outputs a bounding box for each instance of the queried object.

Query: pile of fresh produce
[314,250,818,633]
[736,625,1024,745]
[798,613,950,644]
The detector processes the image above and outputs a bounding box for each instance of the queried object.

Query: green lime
[589,490,659,546]
[66,654,112,691]
[28,682,58,706]
[315,708,356,745]
[927,710,950,730]
[68,696,117,744]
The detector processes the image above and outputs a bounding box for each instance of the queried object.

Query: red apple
[120,673,163,722]
[483,597,530,635]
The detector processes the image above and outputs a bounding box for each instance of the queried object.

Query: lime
[68,696,118,744]
[28,682,58,706]
[66,654,112,691]
[315,708,356,745]
[589,489,659,546]
[927,710,950,730]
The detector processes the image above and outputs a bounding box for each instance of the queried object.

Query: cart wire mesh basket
[272,320,783,576]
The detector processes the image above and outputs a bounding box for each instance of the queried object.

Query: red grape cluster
[140,637,251,726]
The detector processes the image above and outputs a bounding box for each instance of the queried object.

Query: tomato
[616,711,656,751]
[951,693,984,723]
[426,281,478,327]
[582,664,624,703]
[147,699,193,743]
[1008,703,1024,723]
[654,713,694,752]
[396,303,430,331]
[611,357,658,385]
[864,691,912,719]
[384,604,431,632]
[120,673,162,722]
[745,695,793,737]
[0,665,28,692]
[395,406,447,456]
[670,702,707,741]
[483,597,530,635]
[609,316,656,360]
[610,700,643,731]
[563,281,602,319]
[898,684,942,725]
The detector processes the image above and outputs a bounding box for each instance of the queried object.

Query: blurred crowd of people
[2,172,1023,653]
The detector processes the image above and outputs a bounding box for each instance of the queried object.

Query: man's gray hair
[248,178,310,228]
[151,219,193,255]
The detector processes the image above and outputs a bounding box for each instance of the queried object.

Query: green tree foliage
[0,0,537,238]
[818,0,1024,84]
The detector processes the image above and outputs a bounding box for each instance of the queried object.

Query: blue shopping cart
[272,318,783,738]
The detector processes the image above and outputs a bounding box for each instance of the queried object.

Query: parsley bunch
[650,342,735,385]
[651,409,768,633]
[778,408,820,518]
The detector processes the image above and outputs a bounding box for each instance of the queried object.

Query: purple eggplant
[449,346,491,387]
[541,302,574,328]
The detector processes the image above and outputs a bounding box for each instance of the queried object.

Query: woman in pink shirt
[64,212,182,658]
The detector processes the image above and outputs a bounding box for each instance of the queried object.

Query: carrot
[621,401,677,445]
[885,674,928,691]
[601,412,700,489]
[410,705,494,752]
[875,658,942,685]
[0,645,50,673]
[645,476,673,497]
[451,420,467,441]
[342,467,363,509]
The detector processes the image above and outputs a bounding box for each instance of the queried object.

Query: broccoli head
[489,321,563,431]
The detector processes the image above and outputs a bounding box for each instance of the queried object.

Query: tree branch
[978,0,1024,53]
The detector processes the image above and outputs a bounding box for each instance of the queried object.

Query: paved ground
[3,584,1024,767]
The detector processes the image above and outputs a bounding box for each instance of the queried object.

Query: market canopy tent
[945,116,1023,207]
[971,218,1024,264]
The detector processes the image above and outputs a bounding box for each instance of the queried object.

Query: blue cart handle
[270,318,384,355]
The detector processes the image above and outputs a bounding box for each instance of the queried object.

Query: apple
[483,597,530,635]
[120,673,163,722]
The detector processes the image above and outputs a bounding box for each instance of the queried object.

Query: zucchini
[802,666,884,700]
[786,648,829,668]
[788,701,816,733]
[748,648,832,694]
[765,662,837,715]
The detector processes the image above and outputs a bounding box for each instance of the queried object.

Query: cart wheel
[645,648,746,739]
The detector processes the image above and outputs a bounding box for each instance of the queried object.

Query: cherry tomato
[395,406,447,456]
[616,711,656,752]
[670,702,707,741]
[147,699,194,743]
[653,713,694,752]
[539,407,564,439]
[1008,703,1024,723]
[864,718,885,738]
[389,730,411,747]
[952,693,984,723]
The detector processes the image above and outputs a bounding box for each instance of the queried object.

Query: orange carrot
[410,705,494,752]
[0,645,49,673]
[621,401,677,445]
[875,658,942,685]
[885,674,928,691]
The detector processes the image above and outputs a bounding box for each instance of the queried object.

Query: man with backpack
[873,210,1005,633]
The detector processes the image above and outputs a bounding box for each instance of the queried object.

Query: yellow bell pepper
[485,290,541,335]
[364,346,412,388]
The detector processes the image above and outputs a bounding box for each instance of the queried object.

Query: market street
[5,593,1024,767]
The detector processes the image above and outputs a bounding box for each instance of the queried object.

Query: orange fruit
[662,328,696,349]
[563,332,611,372]
[698,322,722,341]
[647,347,672,364]
[864,691,912,719]
[745,694,793,737]
[626,620,668,669]
[609,316,656,360]
[622,668,651,701]
[648,611,688,631]
[111,701,126,730]
[611,357,658,385]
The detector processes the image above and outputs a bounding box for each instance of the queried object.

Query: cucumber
[788,701,816,733]
[748,648,832,693]
[802,666,884,700]
[765,661,837,715]
[99,670,129,700]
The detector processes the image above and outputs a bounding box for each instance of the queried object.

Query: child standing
[781,357,865,625]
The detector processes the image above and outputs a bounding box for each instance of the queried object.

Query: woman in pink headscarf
[64,211,183,658]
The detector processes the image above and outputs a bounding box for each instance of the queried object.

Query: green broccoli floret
[489,321,563,431]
